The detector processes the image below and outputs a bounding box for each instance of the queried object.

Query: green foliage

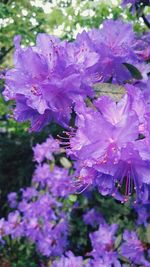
[1,0,149,67]
[94,83,125,102]
[123,63,143,80]
[0,0,47,66]
[0,238,40,267]
[67,191,137,256]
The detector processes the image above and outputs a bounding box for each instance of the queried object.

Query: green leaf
[60,157,72,169]
[94,83,125,102]
[48,261,53,267]
[123,63,143,80]
[146,224,150,244]
[68,194,77,202]
[114,234,122,249]
[118,254,130,263]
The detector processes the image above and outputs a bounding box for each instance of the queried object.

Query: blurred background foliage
[0,0,150,219]
[0,0,150,67]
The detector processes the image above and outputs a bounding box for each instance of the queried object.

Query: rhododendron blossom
[1,0,150,263]
[67,87,150,202]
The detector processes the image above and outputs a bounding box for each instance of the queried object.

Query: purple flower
[7,192,17,208]
[33,165,74,197]
[13,95,53,132]
[134,33,150,61]
[120,230,149,266]
[21,187,38,201]
[89,223,119,266]
[37,219,68,257]
[83,208,105,227]
[69,93,139,162]
[47,167,74,197]
[0,134,73,257]
[122,0,137,6]
[3,19,143,131]
[134,204,150,226]
[33,135,60,163]
[90,223,118,254]
[107,143,150,203]
[88,20,137,82]
[7,211,23,238]
[0,163,69,258]
[67,30,99,72]
[53,251,85,267]
[88,256,121,267]
[8,190,68,257]
[94,174,114,197]
[3,34,92,131]
[32,163,51,185]
[67,89,150,201]
[0,219,9,238]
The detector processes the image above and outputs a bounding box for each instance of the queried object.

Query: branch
[0,46,14,63]
[141,13,150,29]
[0,22,42,63]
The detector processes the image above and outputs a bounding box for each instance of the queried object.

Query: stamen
[31,86,42,96]
[57,134,70,140]
[63,130,76,137]
[76,183,90,194]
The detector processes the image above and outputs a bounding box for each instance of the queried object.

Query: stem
[141,13,150,29]
[0,46,13,63]
[0,23,42,63]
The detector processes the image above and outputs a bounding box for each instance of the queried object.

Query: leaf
[69,194,77,202]
[146,224,150,244]
[48,261,53,267]
[60,157,72,169]
[50,162,55,171]
[94,83,125,102]
[137,5,145,18]
[18,244,26,251]
[123,63,143,80]
[114,234,122,249]
[118,254,130,263]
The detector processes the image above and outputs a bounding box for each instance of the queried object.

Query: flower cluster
[67,85,150,203]
[1,15,150,263]
[33,135,60,163]
[3,19,149,132]
[3,33,94,131]
[89,223,120,266]
[1,193,68,257]
[134,32,150,62]
[32,136,74,197]
[0,136,149,265]
[121,230,150,266]
[1,200,150,266]
[122,0,137,6]
[53,205,150,266]
[2,18,150,203]
[53,251,85,267]
[0,136,74,257]
[122,0,150,6]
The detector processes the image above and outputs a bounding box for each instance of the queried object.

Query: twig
[141,13,150,29]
